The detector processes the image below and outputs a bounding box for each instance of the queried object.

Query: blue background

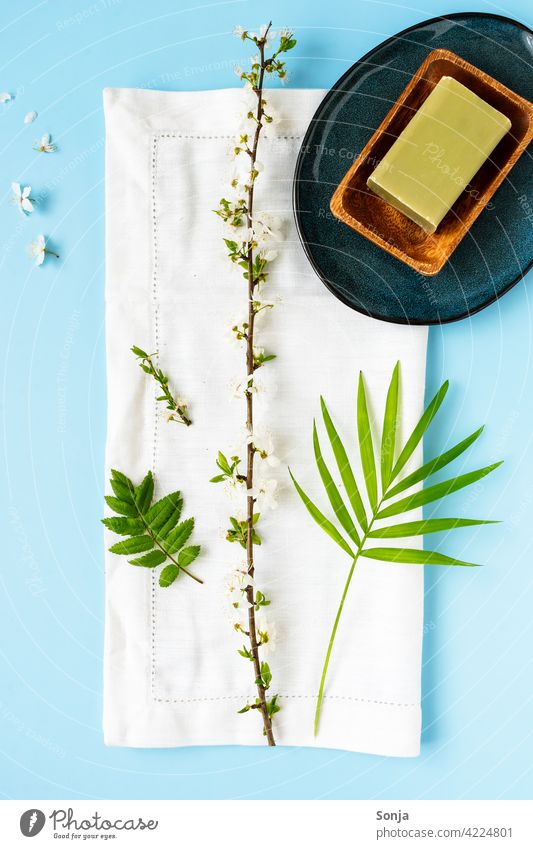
[1,0,532,800]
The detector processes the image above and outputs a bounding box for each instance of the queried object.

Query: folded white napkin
[103,87,428,755]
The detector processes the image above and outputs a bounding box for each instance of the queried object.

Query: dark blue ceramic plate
[293,12,533,325]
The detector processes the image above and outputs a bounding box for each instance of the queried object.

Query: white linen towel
[103,87,428,756]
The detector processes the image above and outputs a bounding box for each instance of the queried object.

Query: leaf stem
[314,498,383,735]
[315,555,359,735]
[140,513,203,585]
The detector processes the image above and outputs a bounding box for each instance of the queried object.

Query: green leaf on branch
[260,662,272,688]
[266,695,281,717]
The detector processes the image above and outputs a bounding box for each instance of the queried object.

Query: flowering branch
[131,345,192,425]
[212,23,296,745]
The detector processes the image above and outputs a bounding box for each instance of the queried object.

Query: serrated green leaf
[134,471,154,514]
[110,469,135,502]
[360,547,479,567]
[128,549,167,568]
[145,491,182,531]
[109,535,154,555]
[178,545,201,568]
[101,516,145,536]
[390,381,448,483]
[320,397,367,531]
[104,495,139,518]
[385,427,484,500]
[357,372,378,511]
[159,564,180,587]
[313,421,360,545]
[377,462,503,520]
[166,518,194,554]
[111,469,135,488]
[381,362,399,491]
[289,469,355,558]
[368,518,498,538]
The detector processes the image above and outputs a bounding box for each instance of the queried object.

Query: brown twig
[243,24,276,746]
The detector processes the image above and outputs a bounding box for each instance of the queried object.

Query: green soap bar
[367,76,511,233]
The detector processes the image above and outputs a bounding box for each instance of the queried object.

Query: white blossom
[256,616,276,656]
[255,477,279,512]
[0,92,12,103]
[24,110,37,124]
[225,566,253,611]
[227,317,248,346]
[27,234,46,266]
[247,427,280,467]
[259,247,278,262]
[233,25,246,40]
[34,133,56,153]
[234,64,244,79]
[27,234,58,267]
[11,182,34,215]
[223,475,247,505]
[252,211,282,245]
[259,24,276,44]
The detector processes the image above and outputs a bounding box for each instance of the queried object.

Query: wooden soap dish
[329,48,533,276]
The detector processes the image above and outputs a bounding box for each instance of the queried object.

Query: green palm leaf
[360,547,479,567]
[377,462,502,520]
[385,426,484,500]
[390,380,448,483]
[357,372,378,511]
[369,517,497,538]
[381,361,399,491]
[289,469,355,558]
[289,366,502,738]
[313,422,360,546]
[320,397,367,531]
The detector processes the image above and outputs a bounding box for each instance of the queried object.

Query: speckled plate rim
[292,11,533,326]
